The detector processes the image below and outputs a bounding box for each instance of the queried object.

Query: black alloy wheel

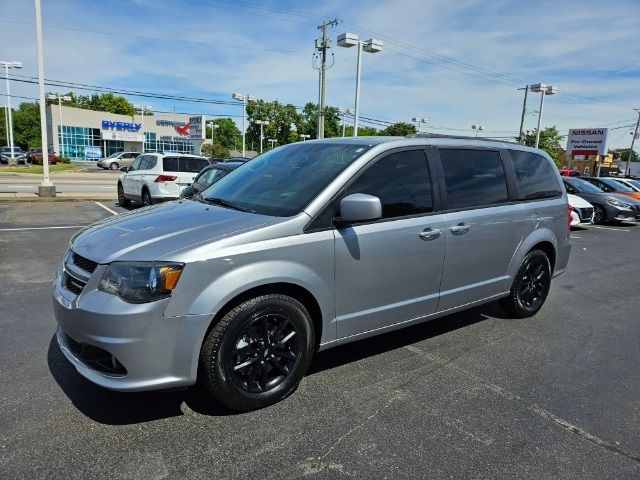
[117,183,130,207]
[500,249,551,318]
[142,188,153,206]
[200,294,314,411]
[592,204,606,225]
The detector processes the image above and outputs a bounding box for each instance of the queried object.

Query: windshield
[569,178,604,193]
[601,178,633,192]
[2,147,21,153]
[202,142,373,216]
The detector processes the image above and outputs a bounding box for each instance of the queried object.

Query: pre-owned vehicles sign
[566,128,609,156]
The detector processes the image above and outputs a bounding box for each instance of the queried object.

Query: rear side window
[139,156,156,170]
[439,149,508,209]
[163,157,208,172]
[345,149,433,219]
[163,157,179,172]
[510,150,562,200]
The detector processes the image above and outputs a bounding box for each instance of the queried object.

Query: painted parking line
[589,225,629,232]
[0,225,85,232]
[94,201,118,216]
[6,185,34,188]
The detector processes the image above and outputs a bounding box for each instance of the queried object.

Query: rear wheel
[199,294,315,411]
[142,188,153,206]
[592,204,606,225]
[109,162,119,170]
[117,183,130,207]
[500,249,552,318]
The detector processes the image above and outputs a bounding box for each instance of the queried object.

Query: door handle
[419,228,441,240]
[450,223,470,235]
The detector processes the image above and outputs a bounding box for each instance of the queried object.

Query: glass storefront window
[58,125,101,160]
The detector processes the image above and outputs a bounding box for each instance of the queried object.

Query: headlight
[98,262,183,303]
[606,198,630,208]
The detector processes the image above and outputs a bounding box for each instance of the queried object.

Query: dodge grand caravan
[53,136,571,411]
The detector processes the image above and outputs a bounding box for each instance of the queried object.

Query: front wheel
[592,204,606,225]
[500,249,552,318]
[109,162,119,170]
[200,294,315,411]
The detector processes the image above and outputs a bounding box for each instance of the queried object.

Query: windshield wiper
[200,197,253,213]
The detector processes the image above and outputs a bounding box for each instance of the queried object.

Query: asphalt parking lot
[1,201,639,479]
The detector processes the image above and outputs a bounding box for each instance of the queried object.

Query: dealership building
[45,105,206,160]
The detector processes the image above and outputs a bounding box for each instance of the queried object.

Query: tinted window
[599,178,633,192]
[129,157,142,171]
[163,157,208,173]
[201,168,229,188]
[510,150,562,200]
[439,149,508,209]
[202,142,372,217]
[566,178,603,193]
[345,150,433,218]
[163,156,179,172]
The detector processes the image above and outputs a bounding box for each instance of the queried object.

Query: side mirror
[338,193,382,223]
[120,166,129,172]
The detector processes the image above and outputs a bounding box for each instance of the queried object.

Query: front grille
[72,252,98,273]
[65,274,86,295]
[580,207,593,221]
[62,332,127,376]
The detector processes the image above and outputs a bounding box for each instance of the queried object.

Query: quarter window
[439,149,508,209]
[345,150,433,219]
[510,150,562,200]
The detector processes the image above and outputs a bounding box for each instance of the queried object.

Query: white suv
[117,153,210,206]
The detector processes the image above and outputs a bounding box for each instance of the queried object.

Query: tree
[343,125,379,137]
[521,126,564,165]
[59,92,136,115]
[610,148,639,163]
[13,102,42,149]
[380,122,417,136]
[298,102,341,138]
[206,118,241,152]
[246,99,302,148]
[201,142,229,159]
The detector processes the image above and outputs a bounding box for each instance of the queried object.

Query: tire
[592,204,606,225]
[117,183,130,207]
[500,249,552,318]
[142,188,153,206]
[109,162,119,170]
[200,294,315,411]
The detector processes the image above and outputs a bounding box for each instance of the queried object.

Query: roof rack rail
[406,133,522,146]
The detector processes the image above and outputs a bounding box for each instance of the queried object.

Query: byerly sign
[188,115,206,140]
[566,128,609,156]
[101,120,142,132]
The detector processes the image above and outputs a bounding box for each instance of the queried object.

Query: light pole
[47,93,71,157]
[625,109,640,176]
[412,117,427,133]
[3,105,8,147]
[232,92,256,157]
[133,104,152,153]
[471,124,484,138]
[299,134,311,141]
[207,121,220,144]
[255,119,269,154]
[1,60,23,164]
[339,107,353,137]
[529,83,558,149]
[337,33,383,137]
[268,138,277,150]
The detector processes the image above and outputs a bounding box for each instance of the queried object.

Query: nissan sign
[566,128,609,156]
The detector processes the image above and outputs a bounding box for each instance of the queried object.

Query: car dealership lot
[1,201,639,479]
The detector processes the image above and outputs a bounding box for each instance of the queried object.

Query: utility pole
[625,109,640,176]
[518,85,529,144]
[316,19,338,139]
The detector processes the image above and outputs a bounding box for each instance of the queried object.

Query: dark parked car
[580,176,640,202]
[562,177,640,224]
[1,146,27,164]
[180,161,244,198]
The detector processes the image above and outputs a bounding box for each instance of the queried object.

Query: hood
[71,200,280,263]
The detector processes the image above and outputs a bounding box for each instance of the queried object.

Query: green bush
[59,156,71,164]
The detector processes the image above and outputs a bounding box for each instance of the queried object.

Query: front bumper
[52,260,211,392]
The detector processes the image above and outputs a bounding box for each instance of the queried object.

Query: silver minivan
[53,136,571,411]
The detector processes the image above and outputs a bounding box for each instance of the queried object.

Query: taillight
[567,204,572,229]
[154,175,177,183]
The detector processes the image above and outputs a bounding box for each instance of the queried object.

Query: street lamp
[47,93,72,157]
[1,60,23,164]
[232,92,256,157]
[337,33,383,137]
[207,122,220,145]
[471,124,484,138]
[339,107,353,137]
[268,138,277,150]
[133,104,152,153]
[412,117,427,133]
[529,83,557,149]
[255,119,269,154]
[299,134,311,141]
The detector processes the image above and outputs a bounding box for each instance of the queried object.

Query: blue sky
[1,0,639,149]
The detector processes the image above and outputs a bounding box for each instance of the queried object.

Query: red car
[558,169,581,177]
[27,148,58,165]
